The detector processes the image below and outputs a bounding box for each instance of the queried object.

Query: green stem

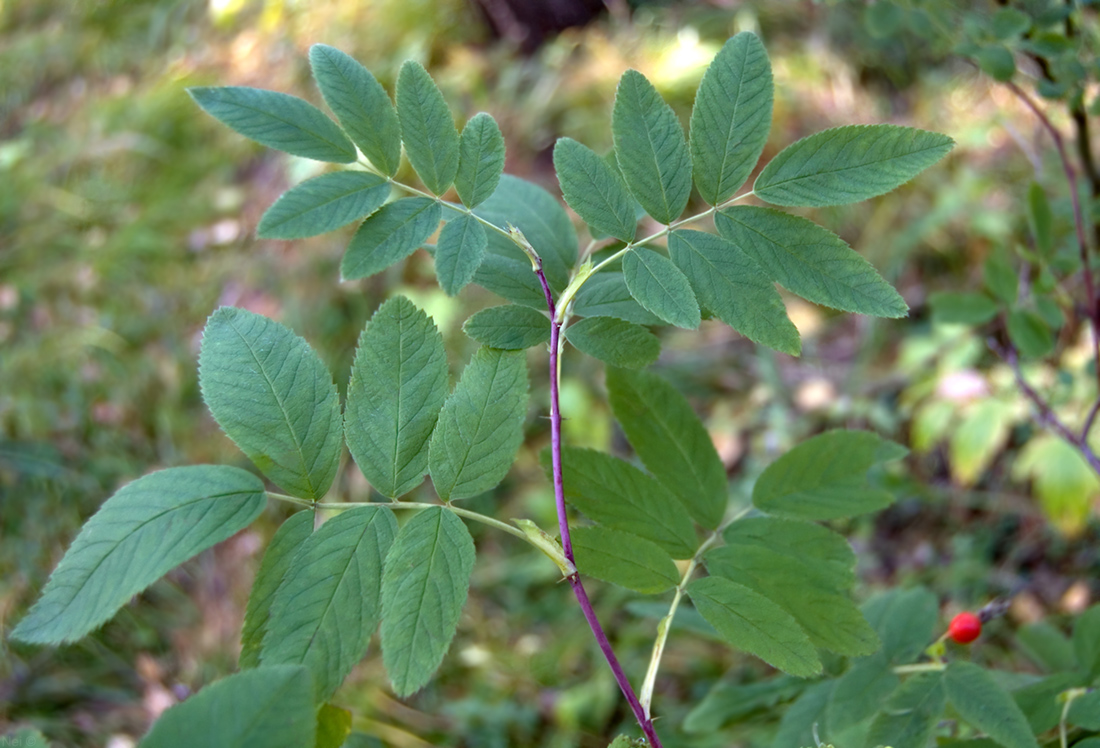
[892,663,947,675]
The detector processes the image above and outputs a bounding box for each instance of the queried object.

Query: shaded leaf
[463,305,550,350]
[258,171,390,239]
[866,672,947,748]
[945,662,1040,748]
[12,466,265,645]
[565,316,660,369]
[688,577,821,678]
[240,511,313,669]
[668,229,800,355]
[345,296,449,499]
[827,652,899,732]
[690,33,773,205]
[396,61,459,195]
[683,676,803,734]
[612,69,692,224]
[1074,605,1100,678]
[572,272,663,325]
[978,45,1016,82]
[716,206,907,317]
[753,429,905,520]
[1027,181,1053,254]
[455,112,505,208]
[261,506,397,700]
[861,586,939,663]
[984,248,1018,304]
[771,681,834,748]
[622,249,700,329]
[606,367,727,528]
[137,665,315,748]
[341,197,442,281]
[928,291,999,325]
[573,526,680,594]
[551,446,698,558]
[553,137,637,242]
[1016,621,1076,673]
[434,213,488,296]
[381,507,475,696]
[754,124,954,207]
[1008,308,1055,358]
[199,307,342,499]
[472,252,547,309]
[309,44,401,175]
[429,347,528,500]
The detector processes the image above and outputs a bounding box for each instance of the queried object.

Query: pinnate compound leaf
[341,197,441,281]
[690,32,773,206]
[463,305,550,350]
[572,526,680,594]
[381,507,475,696]
[396,61,460,195]
[345,296,449,499]
[715,206,907,317]
[12,465,265,645]
[455,112,506,208]
[189,86,356,163]
[261,506,398,700]
[316,703,353,748]
[435,213,488,296]
[199,307,342,499]
[239,511,314,669]
[668,229,800,355]
[572,272,663,325]
[552,446,698,558]
[945,662,1040,748]
[137,665,314,748]
[687,576,822,678]
[309,44,401,175]
[866,672,947,748]
[606,367,726,528]
[623,249,700,329]
[753,429,905,520]
[754,124,954,207]
[474,175,577,293]
[258,171,391,239]
[612,69,692,224]
[553,137,637,242]
[565,316,660,369]
[429,347,528,500]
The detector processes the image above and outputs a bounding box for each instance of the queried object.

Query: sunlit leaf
[949,400,1013,486]
[316,703,353,748]
[12,466,265,644]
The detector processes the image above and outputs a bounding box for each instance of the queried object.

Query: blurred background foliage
[3,0,1100,746]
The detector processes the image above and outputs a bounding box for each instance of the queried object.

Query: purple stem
[535,262,663,747]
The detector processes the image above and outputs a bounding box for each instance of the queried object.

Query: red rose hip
[948,612,982,644]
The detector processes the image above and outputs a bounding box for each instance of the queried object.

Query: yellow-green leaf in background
[1014,435,1099,535]
[949,400,1014,486]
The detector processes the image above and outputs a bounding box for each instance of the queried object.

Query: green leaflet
[606,367,726,529]
[309,44,402,175]
[474,174,578,293]
[473,253,547,309]
[257,171,391,239]
[261,506,398,701]
[753,429,906,520]
[683,676,804,734]
[861,587,939,663]
[865,672,946,748]
[11,465,265,645]
[1016,621,1076,673]
[189,86,356,163]
[341,197,442,281]
[667,229,801,356]
[611,69,692,224]
[345,296,449,499]
[1075,605,1100,678]
[463,305,550,350]
[316,703,353,748]
[572,272,663,325]
[826,652,899,732]
[754,124,954,207]
[429,347,528,500]
[239,511,314,669]
[715,206,907,318]
[945,662,1041,748]
[928,291,999,325]
[381,507,475,696]
[571,526,680,594]
[455,112,506,208]
[396,61,460,195]
[689,33,773,206]
[551,446,698,558]
[771,681,834,748]
[553,137,637,243]
[565,316,660,369]
[1008,308,1055,358]
[199,307,342,499]
[138,665,315,748]
[687,577,822,678]
[622,249,700,329]
[721,517,856,587]
[1027,181,1053,254]
[435,213,488,296]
